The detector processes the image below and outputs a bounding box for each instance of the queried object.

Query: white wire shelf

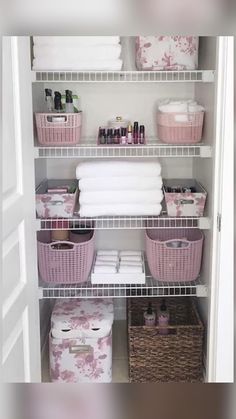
[34,140,212,159]
[38,276,207,299]
[36,215,211,231]
[32,70,215,83]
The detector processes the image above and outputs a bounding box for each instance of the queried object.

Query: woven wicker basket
[128,297,204,383]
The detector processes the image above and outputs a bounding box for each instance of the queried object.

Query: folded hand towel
[120,250,142,257]
[79,203,162,217]
[120,255,142,262]
[79,190,163,205]
[119,261,143,267]
[33,44,122,62]
[32,58,123,71]
[93,265,117,274]
[79,176,163,191]
[76,161,161,179]
[96,255,118,263]
[95,261,117,267]
[97,250,119,256]
[119,265,143,274]
[33,36,120,46]
[159,103,188,113]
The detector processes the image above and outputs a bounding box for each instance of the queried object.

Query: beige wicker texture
[128,297,204,383]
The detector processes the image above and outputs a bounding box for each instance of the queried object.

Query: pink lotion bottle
[158,299,170,335]
[144,302,156,326]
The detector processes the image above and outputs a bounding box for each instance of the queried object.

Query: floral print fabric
[136,36,198,71]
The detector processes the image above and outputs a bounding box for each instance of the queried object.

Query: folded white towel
[120,250,142,257]
[119,261,143,267]
[95,261,117,267]
[120,255,142,262]
[79,176,163,191]
[97,250,119,256]
[119,265,143,274]
[159,103,188,113]
[96,255,118,263]
[79,203,162,217]
[76,161,161,179]
[158,99,204,114]
[32,58,123,71]
[33,36,121,46]
[33,44,122,62]
[79,190,163,205]
[94,265,117,274]
[188,104,205,112]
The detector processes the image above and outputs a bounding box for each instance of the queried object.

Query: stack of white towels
[33,37,123,71]
[76,160,163,217]
[93,250,143,274]
[158,99,205,121]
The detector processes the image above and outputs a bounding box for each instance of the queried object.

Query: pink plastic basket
[35,112,82,146]
[145,228,204,282]
[157,111,204,144]
[37,230,94,284]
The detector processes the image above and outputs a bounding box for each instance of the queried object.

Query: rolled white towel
[96,255,118,263]
[32,58,123,71]
[79,203,162,217]
[79,190,163,205]
[120,255,142,262]
[33,36,121,46]
[93,265,117,274]
[76,160,161,179]
[79,176,163,192]
[97,250,119,256]
[95,261,117,267]
[120,250,142,257]
[119,261,143,267]
[119,265,143,274]
[33,44,122,62]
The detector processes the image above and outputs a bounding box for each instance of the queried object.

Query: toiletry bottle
[144,302,156,326]
[139,125,145,144]
[133,121,139,144]
[127,125,133,144]
[114,128,121,144]
[65,90,74,113]
[121,127,127,145]
[54,91,63,112]
[107,128,113,144]
[45,88,53,112]
[158,299,170,335]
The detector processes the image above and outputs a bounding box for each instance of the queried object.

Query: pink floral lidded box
[136,36,199,71]
[163,179,207,217]
[36,179,78,218]
[50,298,114,383]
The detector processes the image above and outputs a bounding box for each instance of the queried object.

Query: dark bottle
[133,121,139,144]
[114,128,120,144]
[65,89,74,113]
[54,91,63,112]
[139,125,145,144]
[107,128,113,144]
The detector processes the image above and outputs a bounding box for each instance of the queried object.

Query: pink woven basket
[145,228,204,282]
[157,111,204,144]
[35,112,82,146]
[37,230,94,284]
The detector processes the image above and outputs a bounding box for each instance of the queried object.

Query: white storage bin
[50,298,114,383]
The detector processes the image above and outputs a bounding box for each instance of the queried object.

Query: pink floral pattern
[50,299,113,383]
[165,191,206,217]
[36,190,78,218]
[136,36,198,71]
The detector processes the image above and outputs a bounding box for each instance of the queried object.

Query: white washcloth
[94,265,117,274]
[33,36,120,46]
[79,190,163,205]
[119,265,143,274]
[96,255,118,263]
[32,58,123,71]
[120,255,142,262]
[120,251,142,257]
[33,44,121,62]
[95,261,117,267]
[159,103,188,113]
[79,176,163,191]
[97,250,119,256]
[76,161,161,179]
[119,261,143,267]
[79,203,162,217]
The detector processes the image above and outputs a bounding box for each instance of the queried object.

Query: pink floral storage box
[136,36,199,70]
[163,179,207,217]
[36,179,78,218]
[50,298,114,383]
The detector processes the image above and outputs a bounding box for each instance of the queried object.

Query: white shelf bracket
[35,219,41,231]
[200,146,213,158]
[198,217,211,230]
[31,70,37,82]
[38,287,44,299]
[202,70,215,83]
[34,147,39,158]
[196,284,208,297]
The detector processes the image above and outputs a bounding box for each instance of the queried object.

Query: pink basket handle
[69,344,93,354]
[164,239,190,249]
[49,241,75,250]
[46,115,68,123]
[174,198,194,205]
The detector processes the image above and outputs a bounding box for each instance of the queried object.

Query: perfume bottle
[158,299,170,335]
[144,302,156,326]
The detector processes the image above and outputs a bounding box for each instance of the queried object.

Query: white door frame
[207,36,234,382]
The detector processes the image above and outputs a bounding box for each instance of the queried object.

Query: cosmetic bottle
[114,129,120,144]
[121,127,127,145]
[127,125,133,144]
[158,299,170,335]
[54,91,63,113]
[65,90,74,113]
[133,121,139,144]
[107,128,113,144]
[144,302,156,326]
[139,125,145,144]
[45,88,53,112]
